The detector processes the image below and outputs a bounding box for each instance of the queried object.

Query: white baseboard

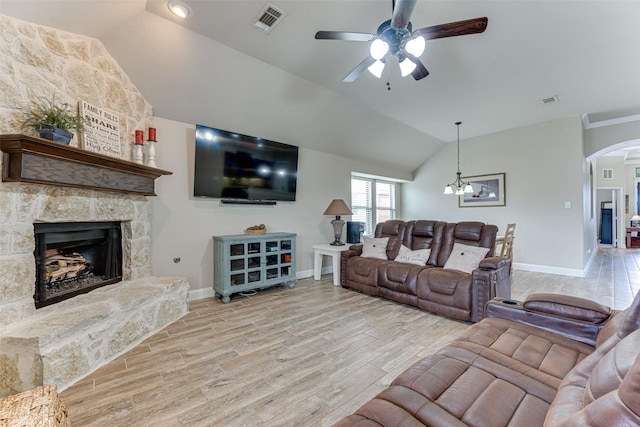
[188,287,215,301]
[188,268,318,301]
[513,262,586,278]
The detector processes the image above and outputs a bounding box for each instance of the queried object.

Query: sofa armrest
[479,256,510,270]
[340,245,363,287]
[470,260,512,322]
[485,294,612,346]
[523,293,612,324]
[345,244,363,257]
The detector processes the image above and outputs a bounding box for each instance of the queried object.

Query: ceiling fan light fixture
[399,57,416,76]
[405,35,425,57]
[368,60,385,78]
[167,0,192,19]
[370,39,389,60]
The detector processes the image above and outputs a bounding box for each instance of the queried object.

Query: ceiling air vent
[253,3,286,33]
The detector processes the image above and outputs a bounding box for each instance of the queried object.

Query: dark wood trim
[1,134,172,196]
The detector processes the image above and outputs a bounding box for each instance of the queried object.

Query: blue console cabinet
[212,233,296,303]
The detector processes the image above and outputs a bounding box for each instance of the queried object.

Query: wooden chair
[496,223,516,267]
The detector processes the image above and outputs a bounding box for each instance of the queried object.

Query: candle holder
[146,139,157,168]
[133,143,143,164]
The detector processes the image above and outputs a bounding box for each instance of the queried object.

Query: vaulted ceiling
[4,0,640,170]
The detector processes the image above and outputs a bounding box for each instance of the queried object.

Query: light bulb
[399,58,416,77]
[464,184,474,193]
[368,60,385,78]
[370,39,389,60]
[405,36,425,57]
[444,186,454,195]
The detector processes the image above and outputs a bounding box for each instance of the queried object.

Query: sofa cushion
[374,220,406,260]
[583,329,640,404]
[595,289,640,347]
[403,220,446,266]
[543,329,640,426]
[395,245,431,265]
[418,268,468,296]
[361,236,389,259]
[443,243,489,274]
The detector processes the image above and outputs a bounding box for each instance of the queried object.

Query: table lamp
[631,215,640,228]
[323,199,352,246]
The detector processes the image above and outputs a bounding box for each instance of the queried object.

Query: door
[601,202,612,244]
[612,189,619,248]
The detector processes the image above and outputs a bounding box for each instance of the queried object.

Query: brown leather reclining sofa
[334,291,640,426]
[340,220,512,322]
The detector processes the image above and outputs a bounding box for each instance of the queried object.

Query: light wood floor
[60,248,638,426]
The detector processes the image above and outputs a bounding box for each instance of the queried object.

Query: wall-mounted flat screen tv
[194,124,299,201]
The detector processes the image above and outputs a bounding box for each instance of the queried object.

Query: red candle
[135,130,144,145]
[148,127,157,141]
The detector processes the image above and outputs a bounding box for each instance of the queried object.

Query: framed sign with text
[79,100,121,158]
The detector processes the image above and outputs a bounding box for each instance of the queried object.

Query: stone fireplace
[0,15,188,398]
[0,137,188,398]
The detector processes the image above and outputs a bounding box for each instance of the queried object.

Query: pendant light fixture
[444,122,474,196]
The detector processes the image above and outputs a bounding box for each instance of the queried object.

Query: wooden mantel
[0,134,172,196]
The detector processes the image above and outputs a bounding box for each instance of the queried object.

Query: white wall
[403,117,586,275]
[595,156,625,188]
[149,117,409,297]
[100,10,440,175]
[585,120,640,158]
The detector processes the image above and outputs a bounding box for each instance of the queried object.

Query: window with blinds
[351,176,397,236]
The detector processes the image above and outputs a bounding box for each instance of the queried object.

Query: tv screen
[194,124,299,201]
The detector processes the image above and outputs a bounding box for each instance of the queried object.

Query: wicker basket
[0,385,70,427]
[244,228,266,236]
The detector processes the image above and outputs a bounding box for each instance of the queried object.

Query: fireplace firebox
[34,221,122,308]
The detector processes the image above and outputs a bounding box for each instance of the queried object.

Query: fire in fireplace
[33,221,123,308]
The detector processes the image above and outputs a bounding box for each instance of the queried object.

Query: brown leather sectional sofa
[340,220,512,322]
[334,291,640,426]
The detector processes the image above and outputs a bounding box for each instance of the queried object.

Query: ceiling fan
[315,0,488,82]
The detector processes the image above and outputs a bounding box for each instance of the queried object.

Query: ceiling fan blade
[405,53,429,80]
[391,0,417,28]
[415,17,488,40]
[315,31,375,42]
[343,57,377,83]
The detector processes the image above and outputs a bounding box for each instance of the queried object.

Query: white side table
[313,243,351,286]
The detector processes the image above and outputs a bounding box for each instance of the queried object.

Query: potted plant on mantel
[20,97,88,145]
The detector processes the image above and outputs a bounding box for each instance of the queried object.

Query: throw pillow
[361,236,389,260]
[395,245,431,265]
[443,243,489,274]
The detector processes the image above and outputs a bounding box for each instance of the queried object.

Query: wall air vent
[253,3,286,33]
[602,169,613,180]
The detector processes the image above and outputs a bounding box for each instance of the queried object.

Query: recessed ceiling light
[167,0,192,19]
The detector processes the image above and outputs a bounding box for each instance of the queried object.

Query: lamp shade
[632,215,640,221]
[405,36,426,57]
[368,60,385,78]
[370,39,389,60]
[323,199,352,216]
[399,58,416,76]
